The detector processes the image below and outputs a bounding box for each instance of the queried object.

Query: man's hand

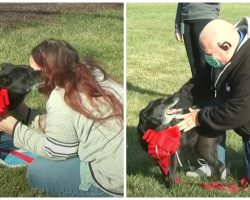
[176,108,200,132]
[0,115,18,134]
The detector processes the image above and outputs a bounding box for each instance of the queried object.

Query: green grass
[127,3,250,197]
[0,6,123,197]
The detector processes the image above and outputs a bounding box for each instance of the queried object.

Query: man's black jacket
[176,39,250,137]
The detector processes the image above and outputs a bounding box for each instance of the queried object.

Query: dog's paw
[163,176,175,189]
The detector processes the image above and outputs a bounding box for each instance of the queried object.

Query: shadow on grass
[127,81,169,97]
[0,9,59,15]
[80,12,123,21]
[127,126,155,174]
[127,126,166,183]
[0,4,123,30]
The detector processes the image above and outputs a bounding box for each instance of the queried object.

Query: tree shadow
[127,81,168,97]
[127,126,162,179]
[0,9,59,15]
[0,3,123,29]
[80,12,123,21]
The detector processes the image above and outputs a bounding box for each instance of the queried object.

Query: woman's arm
[174,3,183,41]
[1,89,80,160]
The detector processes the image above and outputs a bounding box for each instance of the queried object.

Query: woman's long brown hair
[31,39,123,126]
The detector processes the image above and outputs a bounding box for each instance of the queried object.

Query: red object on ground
[0,148,34,163]
[0,88,10,116]
[143,126,181,175]
[199,178,250,193]
[200,181,239,193]
[240,177,250,187]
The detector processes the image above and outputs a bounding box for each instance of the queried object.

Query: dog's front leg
[165,153,178,188]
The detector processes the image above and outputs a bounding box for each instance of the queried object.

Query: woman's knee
[26,157,48,187]
[27,157,81,188]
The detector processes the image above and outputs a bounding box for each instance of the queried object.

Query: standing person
[177,17,250,181]
[174,3,226,177]
[0,39,124,197]
[175,3,220,79]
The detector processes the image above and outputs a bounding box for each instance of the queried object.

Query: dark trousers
[183,19,212,80]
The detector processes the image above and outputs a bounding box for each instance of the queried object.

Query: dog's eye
[0,75,12,87]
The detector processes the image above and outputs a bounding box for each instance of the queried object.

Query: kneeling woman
[0,39,124,197]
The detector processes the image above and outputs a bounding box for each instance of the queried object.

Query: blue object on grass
[0,133,37,168]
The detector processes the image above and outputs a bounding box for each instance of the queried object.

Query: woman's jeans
[242,136,250,179]
[218,132,226,165]
[27,157,111,197]
[220,134,250,179]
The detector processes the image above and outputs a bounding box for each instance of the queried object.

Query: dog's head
[137,95,185,136]
[0,63,43,110]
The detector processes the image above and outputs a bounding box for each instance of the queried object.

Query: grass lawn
[0,3,123,197]
[127,3,250,197]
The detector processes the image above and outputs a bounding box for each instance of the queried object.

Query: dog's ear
[136,122,148,152]
[137,111,147,135]
[136,124,143,135]
[0,75,12,87]
[0,63,16,88]
[0,63,15,71]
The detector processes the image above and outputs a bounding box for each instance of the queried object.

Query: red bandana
[0,88,10,116]
[143,126,181,175]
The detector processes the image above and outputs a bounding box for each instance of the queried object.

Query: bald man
[200,19,240,68]
[177,17,250,181]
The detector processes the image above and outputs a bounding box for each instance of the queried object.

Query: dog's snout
[31,71,44,89]
[0,75,12,87]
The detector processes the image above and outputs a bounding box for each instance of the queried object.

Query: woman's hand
[0,115,18,134]
[175,32,183,42]
[176,108,200,132]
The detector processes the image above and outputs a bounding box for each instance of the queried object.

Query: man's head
[200,19,240,68]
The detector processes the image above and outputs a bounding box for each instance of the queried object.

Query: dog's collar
[143,126,181,175]
[0,88,10,116]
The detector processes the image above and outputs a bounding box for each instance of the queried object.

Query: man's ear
[218,41,232,51]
